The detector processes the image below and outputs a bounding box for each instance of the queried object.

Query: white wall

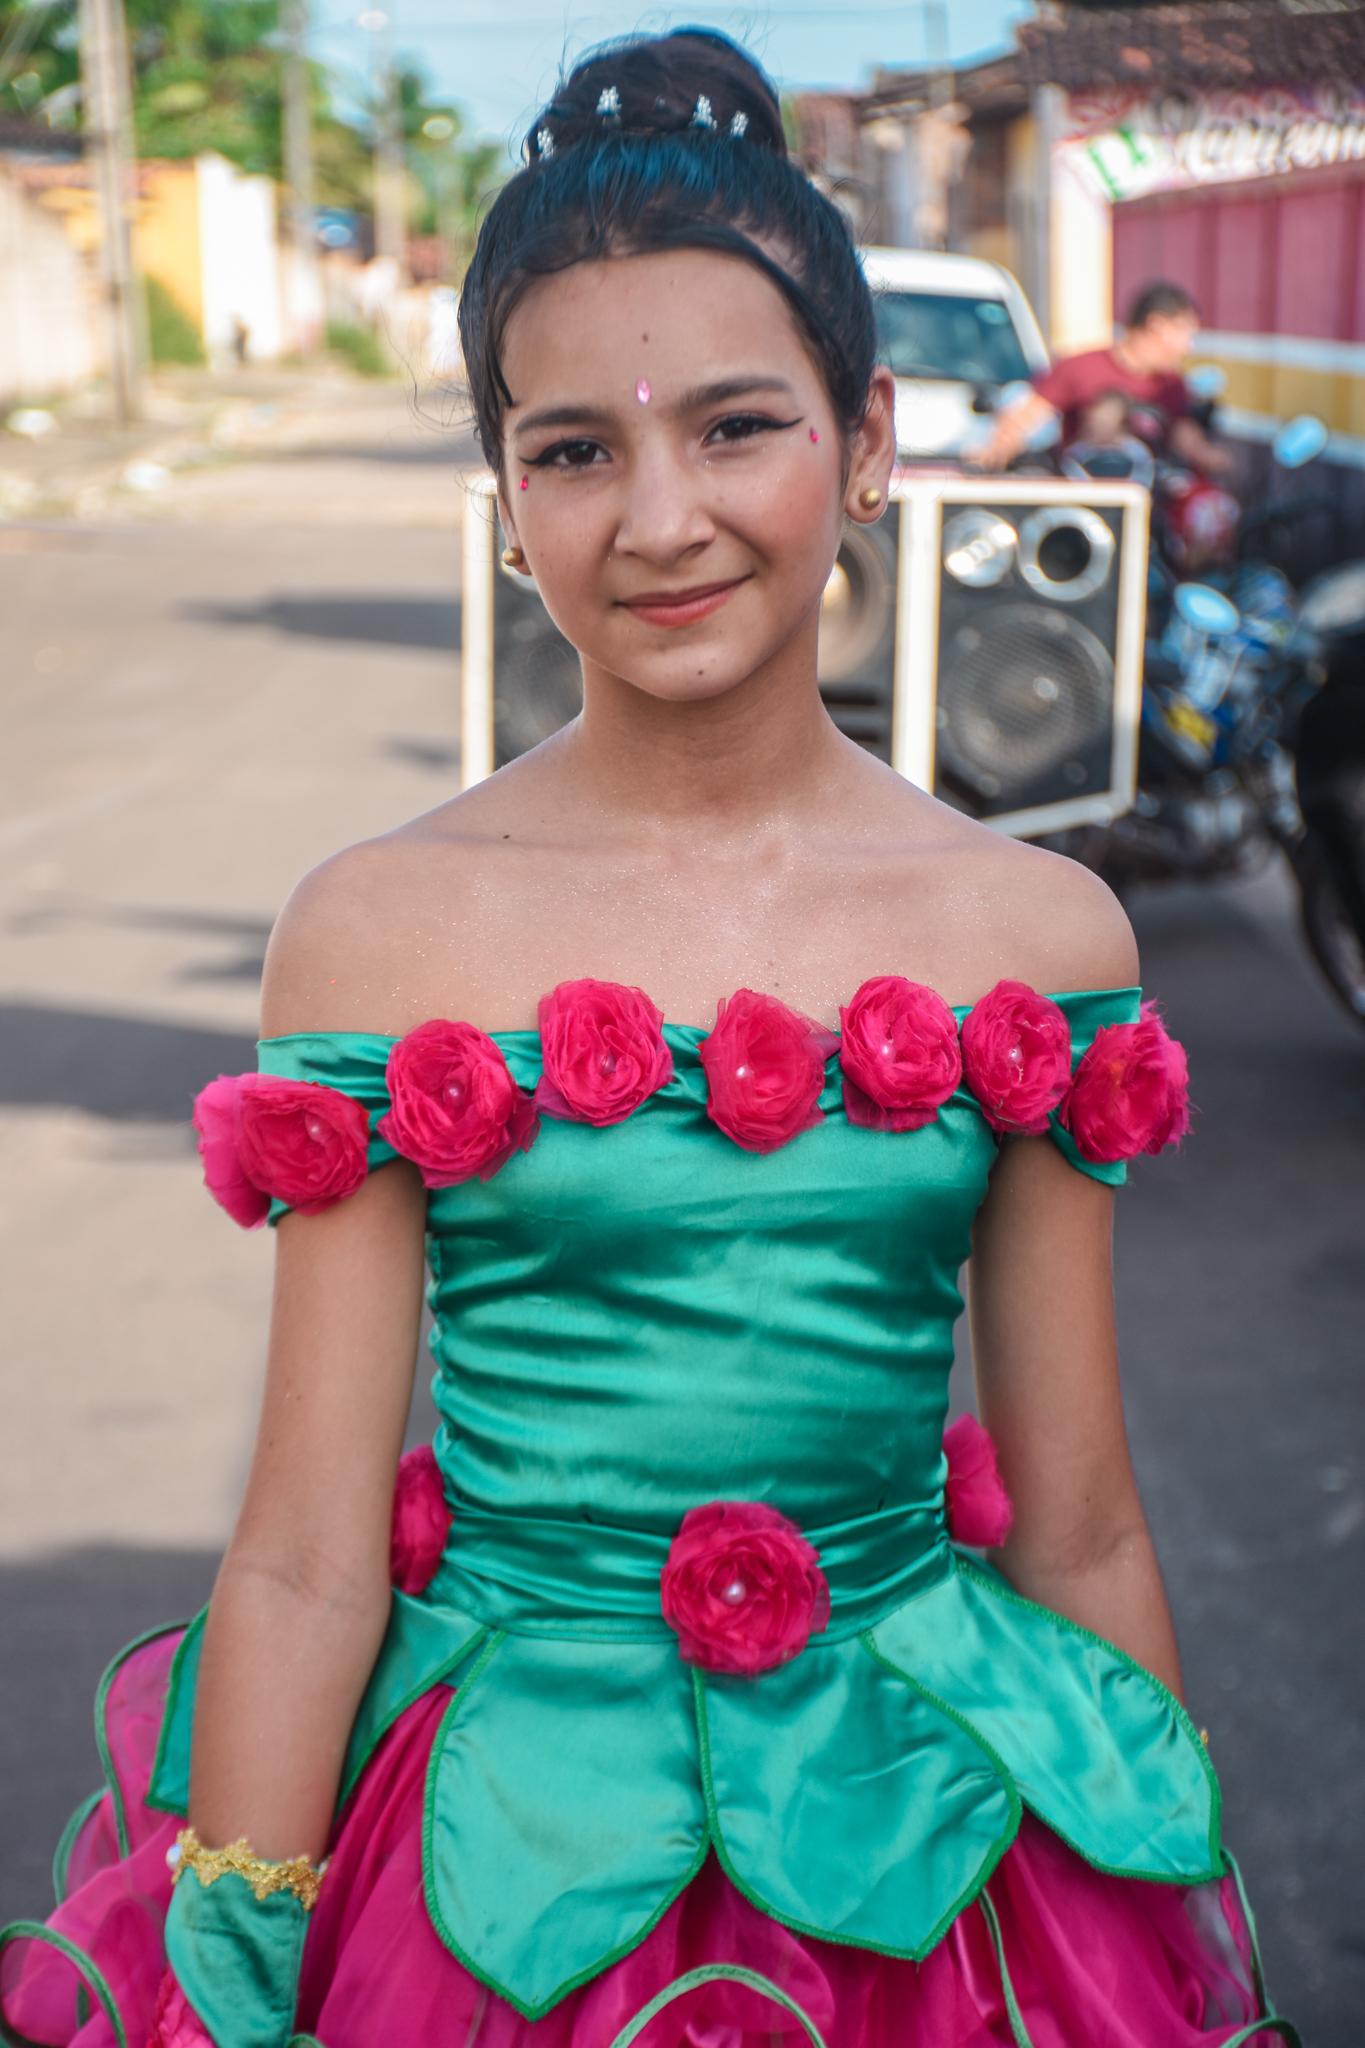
[1050,144,1113,354]
[0,163,102,401]
[195,153,283,365]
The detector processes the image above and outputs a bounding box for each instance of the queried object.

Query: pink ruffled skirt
[0,1626,1293,2048]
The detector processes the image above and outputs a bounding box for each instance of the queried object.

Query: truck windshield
[873,290,1032,386]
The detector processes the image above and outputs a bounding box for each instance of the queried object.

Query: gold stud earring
[501,544,525,569]
[858,486,883,511]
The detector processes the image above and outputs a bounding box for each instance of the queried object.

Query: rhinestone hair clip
[531,87,753,161]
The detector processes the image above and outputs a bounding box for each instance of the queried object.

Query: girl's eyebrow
[510,375,799,436]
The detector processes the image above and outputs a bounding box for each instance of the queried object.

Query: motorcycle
[1042,406,1365,1033]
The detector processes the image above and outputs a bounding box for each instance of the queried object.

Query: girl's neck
[560,628,858,842]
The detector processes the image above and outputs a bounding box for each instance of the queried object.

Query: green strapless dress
[0,980,1298,2048]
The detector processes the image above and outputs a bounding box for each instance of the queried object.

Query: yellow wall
[1194,351,1364,440]
[133,162,204,330]
[34,160,205,334]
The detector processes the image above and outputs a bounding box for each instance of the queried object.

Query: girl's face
[497,247,895,704]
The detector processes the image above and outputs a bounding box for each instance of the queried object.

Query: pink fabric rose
[1059,999,1192,1162]
[377,1019,539,1186]
[191,1074,270,1228]
[660,1499,832,1676]
[838,975,963,1132]
[389,1444,452,1594]
[147,1966,216,2048]
[943,1414,1014,1549]
[192,1072,370,1224]
[533,977,673,1125]
[235,1075,371,1215]
[960,979,1072,1135]
[698,990,839,1153]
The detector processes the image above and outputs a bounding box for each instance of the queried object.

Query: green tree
[0,0,505,228]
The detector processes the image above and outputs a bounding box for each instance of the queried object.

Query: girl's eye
[708,412,801,444]
[527,438,606,470]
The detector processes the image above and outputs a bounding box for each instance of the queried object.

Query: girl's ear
[844,366,897,522]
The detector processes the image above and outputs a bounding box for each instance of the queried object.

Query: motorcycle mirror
[1272,413,1329,469]
[1187,363,1228,400]
[1174,582,1241,638]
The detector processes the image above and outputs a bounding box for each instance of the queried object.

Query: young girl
[1,27,1299,2048]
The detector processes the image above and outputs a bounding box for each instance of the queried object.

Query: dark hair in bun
[458,26,876,472]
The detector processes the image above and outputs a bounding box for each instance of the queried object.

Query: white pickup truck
[859,245,1050,459]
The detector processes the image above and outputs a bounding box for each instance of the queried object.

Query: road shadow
[0,1544,219,1928]
[179,594,460,654]
[260,437,481,469]
[0,1003,254,1119]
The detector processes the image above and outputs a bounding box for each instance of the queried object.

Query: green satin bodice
[147,984,1223,2025]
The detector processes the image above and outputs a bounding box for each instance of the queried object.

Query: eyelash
[525,412,803,471]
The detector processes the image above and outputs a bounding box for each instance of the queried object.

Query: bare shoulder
[256,770,533,1038]
[258,835,407,1038]
[990,830,1138,994]
[926,806,1139,997]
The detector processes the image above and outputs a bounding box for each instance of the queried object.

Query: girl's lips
[620,578,746,628]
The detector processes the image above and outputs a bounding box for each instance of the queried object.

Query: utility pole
[282,0,322,351]
[361,7,406,279]
[78,0,143,421]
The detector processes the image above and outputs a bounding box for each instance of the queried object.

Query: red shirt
[1032,346,1189,451]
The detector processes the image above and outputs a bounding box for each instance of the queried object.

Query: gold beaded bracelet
[167,1825,328,1913]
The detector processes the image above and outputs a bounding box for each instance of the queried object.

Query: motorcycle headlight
[943,509,1017,589]
[1017,505,1115,603]
[1300,562,1365,635]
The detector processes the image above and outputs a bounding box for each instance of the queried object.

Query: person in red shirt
[972,280,1234,478]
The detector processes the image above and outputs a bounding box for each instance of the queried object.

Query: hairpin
[691,93,716,130]
[596,84,621,119]
[729,110,748,138]
[534,125,555,159]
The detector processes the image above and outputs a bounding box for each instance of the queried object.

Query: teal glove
[163,1862,309,2048]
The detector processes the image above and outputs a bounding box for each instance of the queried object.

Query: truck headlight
[943,509,1017,588]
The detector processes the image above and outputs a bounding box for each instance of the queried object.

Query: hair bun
[523,26,786,164]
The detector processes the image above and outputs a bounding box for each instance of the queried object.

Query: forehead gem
[636,378,652,405]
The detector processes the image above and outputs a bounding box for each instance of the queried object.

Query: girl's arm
[189,860,429,1864]
[965,1136,1185,1702]
[963,876,1185,1703]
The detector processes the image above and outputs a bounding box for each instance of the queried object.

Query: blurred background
[2,0,1363,2042]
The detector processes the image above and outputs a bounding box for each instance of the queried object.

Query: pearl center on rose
[720,1576,748,1604]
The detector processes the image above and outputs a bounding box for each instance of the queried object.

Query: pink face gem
[519,476,528,490]
[809,428,820,443]
[636,378,652,405]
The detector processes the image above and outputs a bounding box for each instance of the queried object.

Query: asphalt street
[1,382,1361,2043]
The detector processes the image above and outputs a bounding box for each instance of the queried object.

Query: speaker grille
[937,605,1115,801]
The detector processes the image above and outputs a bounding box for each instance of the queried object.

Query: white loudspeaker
[461,469,1149,839]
